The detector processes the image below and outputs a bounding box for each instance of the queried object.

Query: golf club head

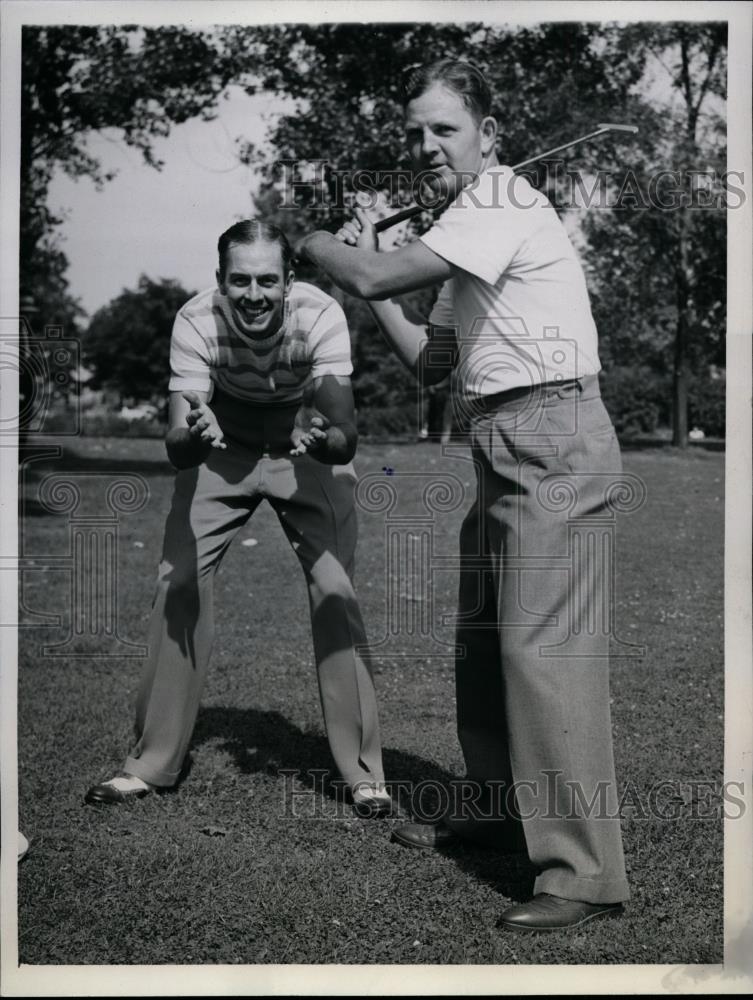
[597,123,640,134]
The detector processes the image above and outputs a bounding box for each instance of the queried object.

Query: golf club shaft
[373,124,635,233]
[512,127,611,170]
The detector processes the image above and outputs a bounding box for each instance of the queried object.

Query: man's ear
[285,269,295,294]
[216,268,226,294]
[480,115,498,157]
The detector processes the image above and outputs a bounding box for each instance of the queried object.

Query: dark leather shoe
[498,893,624,932]
[85,775,153,805]
[391,822,460,849]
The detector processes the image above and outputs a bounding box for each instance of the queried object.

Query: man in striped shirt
[86,220,389,815]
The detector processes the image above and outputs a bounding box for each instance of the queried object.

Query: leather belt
[472,377,590,412]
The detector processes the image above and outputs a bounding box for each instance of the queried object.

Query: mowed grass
[16,437,724,965]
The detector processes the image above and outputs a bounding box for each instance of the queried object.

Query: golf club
[373,122,639,233]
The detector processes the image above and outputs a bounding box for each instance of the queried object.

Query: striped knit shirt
[168,282,352,405]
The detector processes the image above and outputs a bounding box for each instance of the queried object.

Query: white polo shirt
[421,166,601,397]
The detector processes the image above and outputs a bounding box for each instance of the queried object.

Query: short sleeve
[419,168,550,286]
[428,280,456,327]
[308,299,353,379]
[168,312,213,393]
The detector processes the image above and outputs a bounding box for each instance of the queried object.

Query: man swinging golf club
[296,59,630,931]
[86,219,390,816]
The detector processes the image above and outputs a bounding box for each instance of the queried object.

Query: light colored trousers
[124,394,384,792]
[447,376,630,904]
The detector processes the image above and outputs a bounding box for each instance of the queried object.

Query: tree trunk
[672,213,691,448]
[672,325,689,448]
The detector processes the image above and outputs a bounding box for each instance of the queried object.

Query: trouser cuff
[534,869,630,904]
[123,755,182,788]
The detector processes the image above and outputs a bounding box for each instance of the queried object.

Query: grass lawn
[15,436,724,966]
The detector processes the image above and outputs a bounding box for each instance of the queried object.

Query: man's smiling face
[217,241,293,339]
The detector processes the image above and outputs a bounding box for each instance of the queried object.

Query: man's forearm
[314,422,357,465]
[299,228,453,300]
[300,233,454,385]
[165,427,211,469]
[303,232,393,298]
[301,234,428,373]
[368,299,425,376]
[368,299,454,386]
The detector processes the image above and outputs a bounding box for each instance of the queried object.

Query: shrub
[356,405,417,439]
[688,372,726,438]
[351,338,419,438]
[81,410,166,438]
[599,365,671,437]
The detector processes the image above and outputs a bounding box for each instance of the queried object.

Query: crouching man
[86,219,389,815]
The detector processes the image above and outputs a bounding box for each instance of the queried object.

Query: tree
[229,22,649,231]
[20,25,243,332]
[235,20,726,443]
[666,24,726,446]
[83,276,195,410]
[580,23,726,445]
[225,22,652,433]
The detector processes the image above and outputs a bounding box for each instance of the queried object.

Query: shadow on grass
[191,704,537,904]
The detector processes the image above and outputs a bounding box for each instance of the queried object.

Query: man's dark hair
[217,219,294,277]
[401,59,492,122]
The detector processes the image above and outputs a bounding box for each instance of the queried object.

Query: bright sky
[47,86,293,317]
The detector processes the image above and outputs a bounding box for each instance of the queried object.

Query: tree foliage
[228,22,649,426]
[24,21,727,441]
[228,22,650,229]
[580,22,726,443]
[83,276,195,408]
[228,20,726,441]
[20,25,240,331]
